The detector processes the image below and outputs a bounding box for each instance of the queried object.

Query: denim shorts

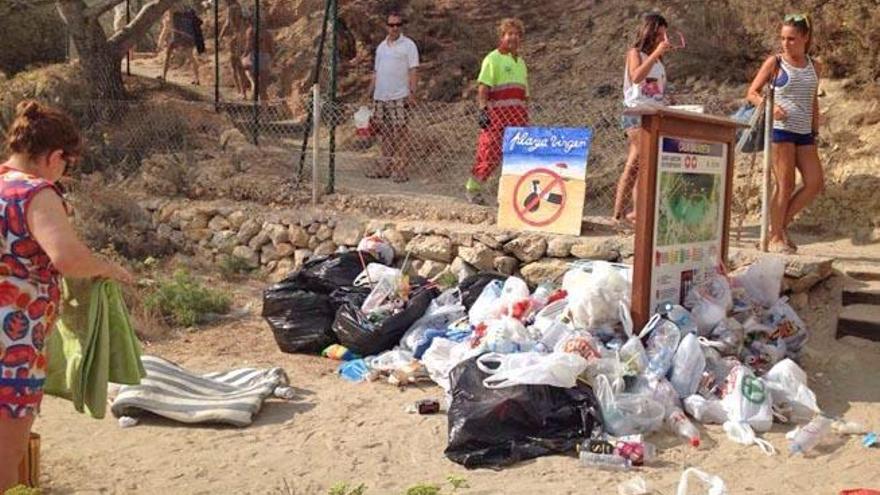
[772,129,815,146]
[621,114,641,131]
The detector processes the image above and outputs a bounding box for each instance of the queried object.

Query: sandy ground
[33,259,880,495]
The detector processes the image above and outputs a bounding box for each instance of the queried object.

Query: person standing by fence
[366,11,420,182]
[220,0,248,99]
[467,18,529,205]
[159,5,202,85]
[243,13,275,102]
[612,13,673,225]
[746,14,822,254]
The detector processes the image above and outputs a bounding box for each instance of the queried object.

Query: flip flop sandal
[391,174,410,183]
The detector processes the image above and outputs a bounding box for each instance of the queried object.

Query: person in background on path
[747,14,823,254]
[467,18,529,205]
[242,14,275,102]
[220,0,248,99]
[0,101,133,492]
[366,11,420,183]
[159,5,202,85]
[612,13,674,225]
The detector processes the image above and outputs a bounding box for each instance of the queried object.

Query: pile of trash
[262,239,873,475]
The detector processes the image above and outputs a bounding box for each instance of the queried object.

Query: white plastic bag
[722,420,776,456]
[720,365,773,432]
[400,288,465,351]
[631,376,681,416]
[357,232,394,265]
[564,261,631,329]
[687,275,733,334]
[732,255,785,308]
[421,338,478,392]
[554,331,603,362]
[618,302,648,376]
[684,395,729,424]
[366,349,414,372]
[676,468,728,495]
[482,317,534,353]
[476,352,588,389]
[596,375,665,436]
[354,263,400,288]
[468,279,504,325]
[764,358,819,423]
[763,297,809,358]
[670,333,706,399]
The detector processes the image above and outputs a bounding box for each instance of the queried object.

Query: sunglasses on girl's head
[784,13,810,27]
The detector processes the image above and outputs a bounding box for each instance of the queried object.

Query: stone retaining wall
[144,199,834,305]
[146,199,631,286]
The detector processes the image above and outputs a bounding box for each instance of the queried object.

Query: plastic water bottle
[665,407,701,447]
[579,451,632,471]
[360,275,396,313]
[788,415,833,454]
[644,319,681,379]
[664,303,698,335]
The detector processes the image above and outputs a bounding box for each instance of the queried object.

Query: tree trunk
[58,0,126,100]
[57,0,181,100]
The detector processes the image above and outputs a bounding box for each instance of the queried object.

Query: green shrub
[144,270,231,327]
[218,254,255,280]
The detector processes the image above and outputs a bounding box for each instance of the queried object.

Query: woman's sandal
[391,173,410,183]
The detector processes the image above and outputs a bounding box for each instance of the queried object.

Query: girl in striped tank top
[746,14,824,254]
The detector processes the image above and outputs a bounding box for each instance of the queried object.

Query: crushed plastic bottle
[579,451,632,471]
[666,407,701,447]
[788,414,833,455]
[643,315,682,379]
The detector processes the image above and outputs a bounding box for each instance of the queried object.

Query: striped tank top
[772,56,818,135]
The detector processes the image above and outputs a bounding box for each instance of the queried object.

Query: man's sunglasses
[387,22,403,27]
[784,13,810,28]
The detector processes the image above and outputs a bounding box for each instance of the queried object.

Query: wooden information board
[627,107,743,329]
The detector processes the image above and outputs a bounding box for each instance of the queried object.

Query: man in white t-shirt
[366,12,419,182]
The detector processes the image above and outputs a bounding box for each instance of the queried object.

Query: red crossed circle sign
[512,167,568,227]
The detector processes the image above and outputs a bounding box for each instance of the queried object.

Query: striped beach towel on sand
[110,355,291,427]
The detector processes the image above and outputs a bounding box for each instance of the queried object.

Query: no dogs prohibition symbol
[512,167,568,227]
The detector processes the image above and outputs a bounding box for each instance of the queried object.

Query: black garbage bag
[332,286,439,356]
[262,289,335,354]
[262,252,377,354]
[458,272,508,310]
[445,356,603,469]
[284,252,378,295]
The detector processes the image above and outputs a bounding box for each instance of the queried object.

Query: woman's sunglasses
[664,30,687,49]
[784,13,810,28]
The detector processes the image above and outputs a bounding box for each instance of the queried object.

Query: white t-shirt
[373,35,419,101]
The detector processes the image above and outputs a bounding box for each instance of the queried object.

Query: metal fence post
[760,87,774,252]
[125,0,131,75]
[312,84,321,205]
[252,0,261,146]
[327,0,338,194]
[214,0,220,111]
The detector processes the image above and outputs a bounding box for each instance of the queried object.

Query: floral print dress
[0,168,62,419]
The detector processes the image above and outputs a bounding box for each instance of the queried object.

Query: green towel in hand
[45,278,146,419]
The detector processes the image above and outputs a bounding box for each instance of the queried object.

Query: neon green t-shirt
[477,49,529,95]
